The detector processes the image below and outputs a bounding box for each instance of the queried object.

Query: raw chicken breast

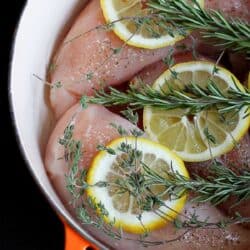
[185,0,250,57]
[45,104,138,206]
[131,52,206,86]
[206,0,250,22]
[186,134,250,227]
[219,134,250,222]
[186,134,250,174]
[131,60,167,86]
[149,202,250,250]
[50,0,177,119]
[220,134,250,171]
[109,202,250,249]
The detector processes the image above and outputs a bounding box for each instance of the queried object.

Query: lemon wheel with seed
[87,137,189,234]
[100,0,204,49]
[143,61,250,162]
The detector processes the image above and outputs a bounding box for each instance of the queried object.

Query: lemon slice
[143,61,250,162]
[87,137,188,234]
[100,0,204,49]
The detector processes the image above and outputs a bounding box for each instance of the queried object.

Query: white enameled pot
[9,1,106,249]
[9,1,250,249]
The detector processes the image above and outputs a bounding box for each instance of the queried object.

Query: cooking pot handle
[64,223,97,250]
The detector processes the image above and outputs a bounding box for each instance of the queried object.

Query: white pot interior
[10,1,198,249]
[10,0,107,248]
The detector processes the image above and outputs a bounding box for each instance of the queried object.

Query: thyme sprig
[61,120,250,246]
[83,81,250,116]
[148,0,250,56]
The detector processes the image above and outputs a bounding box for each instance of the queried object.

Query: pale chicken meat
[205,0,250,22]
[219,134,250,222]
[140,202,250,250]
[131,52,201,86]
[45,104,139,206]
[186,134,250,228]
[199,0,250,68]
[107,202,250,250]
[50,0,179,119]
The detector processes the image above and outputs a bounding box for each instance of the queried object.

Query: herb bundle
[63,124,250,246]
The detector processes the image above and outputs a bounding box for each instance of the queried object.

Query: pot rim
[8,2,108,249]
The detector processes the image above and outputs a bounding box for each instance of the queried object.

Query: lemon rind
[143,61,250,162]
[100,0,204,49]
[87,137,189,234]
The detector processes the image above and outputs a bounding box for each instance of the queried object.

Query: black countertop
[2,1,64,249]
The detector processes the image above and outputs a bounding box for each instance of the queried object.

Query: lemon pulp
[143,61,250,162]
[87,137,189,234]
[100,0,204,49]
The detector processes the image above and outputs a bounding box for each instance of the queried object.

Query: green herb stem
[62,124,250,246]
[142,162,250,206]
[148,0,250,56]
[84,82,250,116]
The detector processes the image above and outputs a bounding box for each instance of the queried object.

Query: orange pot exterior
[64,223,98,250]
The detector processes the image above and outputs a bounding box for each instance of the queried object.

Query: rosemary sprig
[84,82,250,116]
[147,0,250,56]
[142,162,250,206]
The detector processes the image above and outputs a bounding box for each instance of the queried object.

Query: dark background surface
[2,1,64,249]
